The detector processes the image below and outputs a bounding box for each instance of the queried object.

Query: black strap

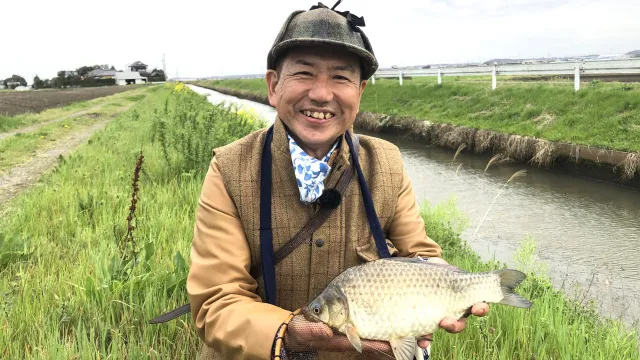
[345,131,391,259]
[260,126,278,304]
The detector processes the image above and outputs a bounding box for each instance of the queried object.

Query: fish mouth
[300,306,320,322]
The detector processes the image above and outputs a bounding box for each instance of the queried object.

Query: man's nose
[307,78,333,104]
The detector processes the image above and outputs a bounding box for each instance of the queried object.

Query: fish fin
[414,343,426,360]
[500,292,532,308]
[344,324,362,353]
[497,269,532,308]
[389,337,418,360]
[384,257,467,272]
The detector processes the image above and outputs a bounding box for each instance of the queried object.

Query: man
[187,3,488,360]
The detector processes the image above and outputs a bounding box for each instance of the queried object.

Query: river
[187,84,640,327]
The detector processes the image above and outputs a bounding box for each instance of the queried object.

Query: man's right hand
[284,315,393,357]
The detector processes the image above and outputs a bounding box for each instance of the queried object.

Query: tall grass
[196,77,640,152]
[0,83,637,359]
[0,84,264,358]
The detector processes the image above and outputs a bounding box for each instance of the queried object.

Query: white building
[115,72,147,85]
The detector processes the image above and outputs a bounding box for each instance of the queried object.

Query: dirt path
[0,104,133,211]
[0,103,106,142]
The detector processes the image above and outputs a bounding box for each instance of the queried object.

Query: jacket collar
[272,117,353,169]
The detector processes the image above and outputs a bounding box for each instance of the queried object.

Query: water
[189,84,640,327]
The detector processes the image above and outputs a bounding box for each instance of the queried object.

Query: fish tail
[496,269,532,308]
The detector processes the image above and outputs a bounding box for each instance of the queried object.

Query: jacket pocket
[355,238,399,262]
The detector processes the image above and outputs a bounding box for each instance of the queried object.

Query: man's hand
[416,303,490,348]
[285,316,392,357]
[416,256,491,349]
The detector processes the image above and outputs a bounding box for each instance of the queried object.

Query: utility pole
[162,53,167,79]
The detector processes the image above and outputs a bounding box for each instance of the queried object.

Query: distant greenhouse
[115,72,147,85]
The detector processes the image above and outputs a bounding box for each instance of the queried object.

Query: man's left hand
[416,256,491,349]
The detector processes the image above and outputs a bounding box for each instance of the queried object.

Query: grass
[0,88,151,174]
[0,83,637,359]
[0,88,146,133]
[194,77,640,153]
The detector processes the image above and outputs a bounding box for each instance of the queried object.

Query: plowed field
[0,86,141,116]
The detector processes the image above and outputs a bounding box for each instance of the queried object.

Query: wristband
[273,308,301,359]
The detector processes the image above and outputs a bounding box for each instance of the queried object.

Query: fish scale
[303,257,532,360]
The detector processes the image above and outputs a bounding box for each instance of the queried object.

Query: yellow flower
[174,83,185,92]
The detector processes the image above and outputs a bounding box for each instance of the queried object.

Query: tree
[33,75,44,89]
[3,75,27,89]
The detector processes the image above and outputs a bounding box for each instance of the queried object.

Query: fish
[301,257,532,360]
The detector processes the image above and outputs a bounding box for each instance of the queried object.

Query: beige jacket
[187,119,442,360]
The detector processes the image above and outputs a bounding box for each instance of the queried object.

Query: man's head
[265,5,378,158]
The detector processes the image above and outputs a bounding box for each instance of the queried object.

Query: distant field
[0,86,143,116]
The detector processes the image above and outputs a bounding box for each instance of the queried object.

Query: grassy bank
[193,78,640,153]
[1,84,637,359]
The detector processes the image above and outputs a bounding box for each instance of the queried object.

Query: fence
[373,58,640,91]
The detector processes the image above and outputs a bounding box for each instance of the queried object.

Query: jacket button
[315,239,325,248]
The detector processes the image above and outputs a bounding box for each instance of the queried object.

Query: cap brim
[269,38,378,79]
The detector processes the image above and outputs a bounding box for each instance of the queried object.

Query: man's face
[266,45,367,157]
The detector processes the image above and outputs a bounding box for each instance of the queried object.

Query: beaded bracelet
[273,308,302,359]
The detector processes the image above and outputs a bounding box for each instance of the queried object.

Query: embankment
[190,79,640,187]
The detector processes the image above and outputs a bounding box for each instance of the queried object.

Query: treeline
[2,64,166,90]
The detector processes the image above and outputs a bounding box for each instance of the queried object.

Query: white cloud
[1,0,638,83]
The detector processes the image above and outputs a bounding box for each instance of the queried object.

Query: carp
[302,257,532,360]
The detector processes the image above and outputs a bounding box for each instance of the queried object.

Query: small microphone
[317,188,342,209]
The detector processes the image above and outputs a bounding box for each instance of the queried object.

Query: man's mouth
[300,110,335,120]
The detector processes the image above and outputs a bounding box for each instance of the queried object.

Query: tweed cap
[267,4,378,79]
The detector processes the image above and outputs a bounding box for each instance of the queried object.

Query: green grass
[195,77,640,152]
[0,88,146,133]
[0,84,637,359]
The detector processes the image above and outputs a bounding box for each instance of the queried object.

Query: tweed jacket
[187,119,443,360]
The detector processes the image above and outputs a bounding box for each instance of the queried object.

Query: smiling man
[187,3,488,360]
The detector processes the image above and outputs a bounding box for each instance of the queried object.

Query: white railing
[373,58,640,91]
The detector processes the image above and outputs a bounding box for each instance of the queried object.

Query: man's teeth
[303,111,333,119]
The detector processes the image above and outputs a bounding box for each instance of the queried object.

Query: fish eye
[313,305,321,314]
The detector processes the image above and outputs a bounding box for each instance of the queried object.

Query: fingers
[439,316,467,333]
[417,333,433,348]
[288,316,333,340]
[472,302,489,317]
[439,302,490,334]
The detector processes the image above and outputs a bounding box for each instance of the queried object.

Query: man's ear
[266,70,279,107]
[358,79,367,98]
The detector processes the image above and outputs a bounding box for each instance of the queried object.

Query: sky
[2,0,639,84]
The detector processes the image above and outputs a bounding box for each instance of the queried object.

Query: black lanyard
[259,125,391,305]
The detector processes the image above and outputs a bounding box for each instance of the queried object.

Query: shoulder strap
[149,133,360,324]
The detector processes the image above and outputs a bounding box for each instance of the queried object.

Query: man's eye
[334,75,350,81]
[295,71,313,76]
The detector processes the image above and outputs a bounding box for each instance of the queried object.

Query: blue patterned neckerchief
[288,133,340,204]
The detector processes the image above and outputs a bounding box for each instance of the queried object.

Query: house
[87,69,117,79]
[0,83,5,90]
[128,61,148,73]
[14,86,32,91]
[115,71,147,85]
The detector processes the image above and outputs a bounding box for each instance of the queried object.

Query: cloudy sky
[2,0,639,83]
